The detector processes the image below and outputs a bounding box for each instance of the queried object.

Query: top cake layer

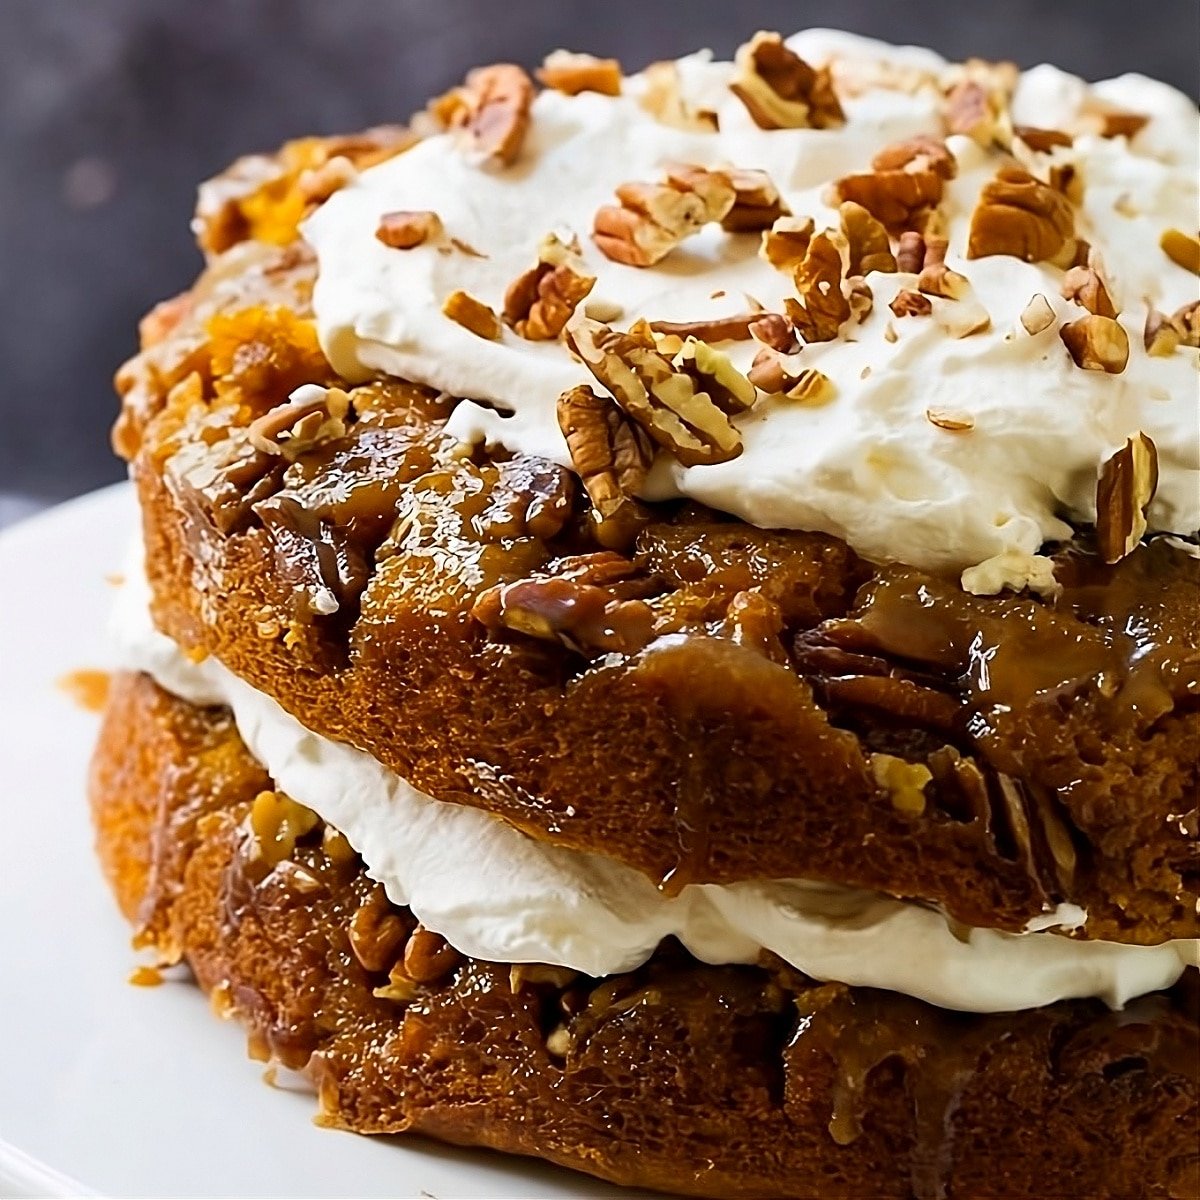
[301,29,1200,574]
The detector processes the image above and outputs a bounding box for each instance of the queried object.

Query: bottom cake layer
[89,671,1199,1200]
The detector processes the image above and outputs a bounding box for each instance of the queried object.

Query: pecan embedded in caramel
[729,31,844,130]
[503,233,596,340]
[966,166,1075,263]
[1096,433,1158,564]
[403,925,461,983]
[567,317,743,466]
[556,384,652,548]
[537,49,622,96]
[349,887,408,973]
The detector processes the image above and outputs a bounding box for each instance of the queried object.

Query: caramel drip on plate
[58,668,112,713]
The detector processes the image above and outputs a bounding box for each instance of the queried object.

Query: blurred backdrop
[1,0,1196,524]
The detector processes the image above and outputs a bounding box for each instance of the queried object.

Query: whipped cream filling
[303,29,1200,575]
[111,552,1198,1014]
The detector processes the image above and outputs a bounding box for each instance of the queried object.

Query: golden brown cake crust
[90,671,1200,1200]
[113,236,1200,944]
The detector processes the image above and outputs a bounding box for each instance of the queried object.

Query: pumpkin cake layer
[90,671,1200,1200]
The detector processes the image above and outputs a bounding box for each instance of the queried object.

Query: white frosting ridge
[303,29,1200,575]
[111,551,1198,1013]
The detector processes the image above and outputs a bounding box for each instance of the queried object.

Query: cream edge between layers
[111,543,1199,1015]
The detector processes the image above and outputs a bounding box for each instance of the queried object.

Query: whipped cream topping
[112,551,1198,1013]
[303,29,1200,575]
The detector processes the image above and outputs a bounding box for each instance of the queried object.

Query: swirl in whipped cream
[302,29,1199,575]
[111,551,1198,1014]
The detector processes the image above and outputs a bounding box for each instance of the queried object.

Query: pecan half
[403,926,461,983]
[348,887,408,973]
[833,168,944,235]
[593,166,733,267]
[720,168,789,232]
[889,289,932,318]
[503,233,596,340]
[567,317,743,466]
[1060,314,1129,373]
[1096,433,1158,564]
[966,166,1075,263]
[447,63,535,166]
[1160,228,1200,276]
[730,31,844,129]
[247,384,351,461]
[471,567,655,656]
[556,384,652,548]
[442,289,503,340]
[839,202,896,276]
[376,209,444,250]
[786,230,850,343]
[537,49,621,96]
[761,215,815,270]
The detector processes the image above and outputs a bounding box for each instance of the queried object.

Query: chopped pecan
[747,352,832,404]
[839,201,896,275]
[638,59,718,131]
[471,569,655,656]
[720,168,789,232]
[556,384,652,548]
[966,166,1075,263]
[567,317,743,466]
[1143,307,1181,357]
[447,63,535,166]
[870,135,957,180]
[833,168,944,236]
[917,237,969,299]
[376,209,444,250]
[673,338,757,413]
[1060,262,1117,318]
[926,407,975,432]
[786,230,850,343]
[845,276,874,323]
[1084,103,1150,139]
[403,926,461,983]
[1019,293,1056,335]
[1170,300,1200,347]
[593,166,733,267]
[647,313,759,342]
[537,49,621,96]
[1096,433,1159,564]
[1060,314,1129,373]
[503,233,596,340]
[247,790,320,868]
[247,385,351,461]
[889,289,932,318]
[896,231,926,274]
[729,31,844,129]
[348,887,408,973]
[934,297,991,339]
[941,58,1018,145]
[255,494,371,617]
[296,155,356,205]
[442,289,503,340]
[1160,228,1200,276]
[749,312,798,352]
[1014,125,1074,153]
[870,753,933,816]
[761,215,815,270]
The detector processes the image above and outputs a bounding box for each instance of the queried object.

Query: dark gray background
[1,0,1196,520]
